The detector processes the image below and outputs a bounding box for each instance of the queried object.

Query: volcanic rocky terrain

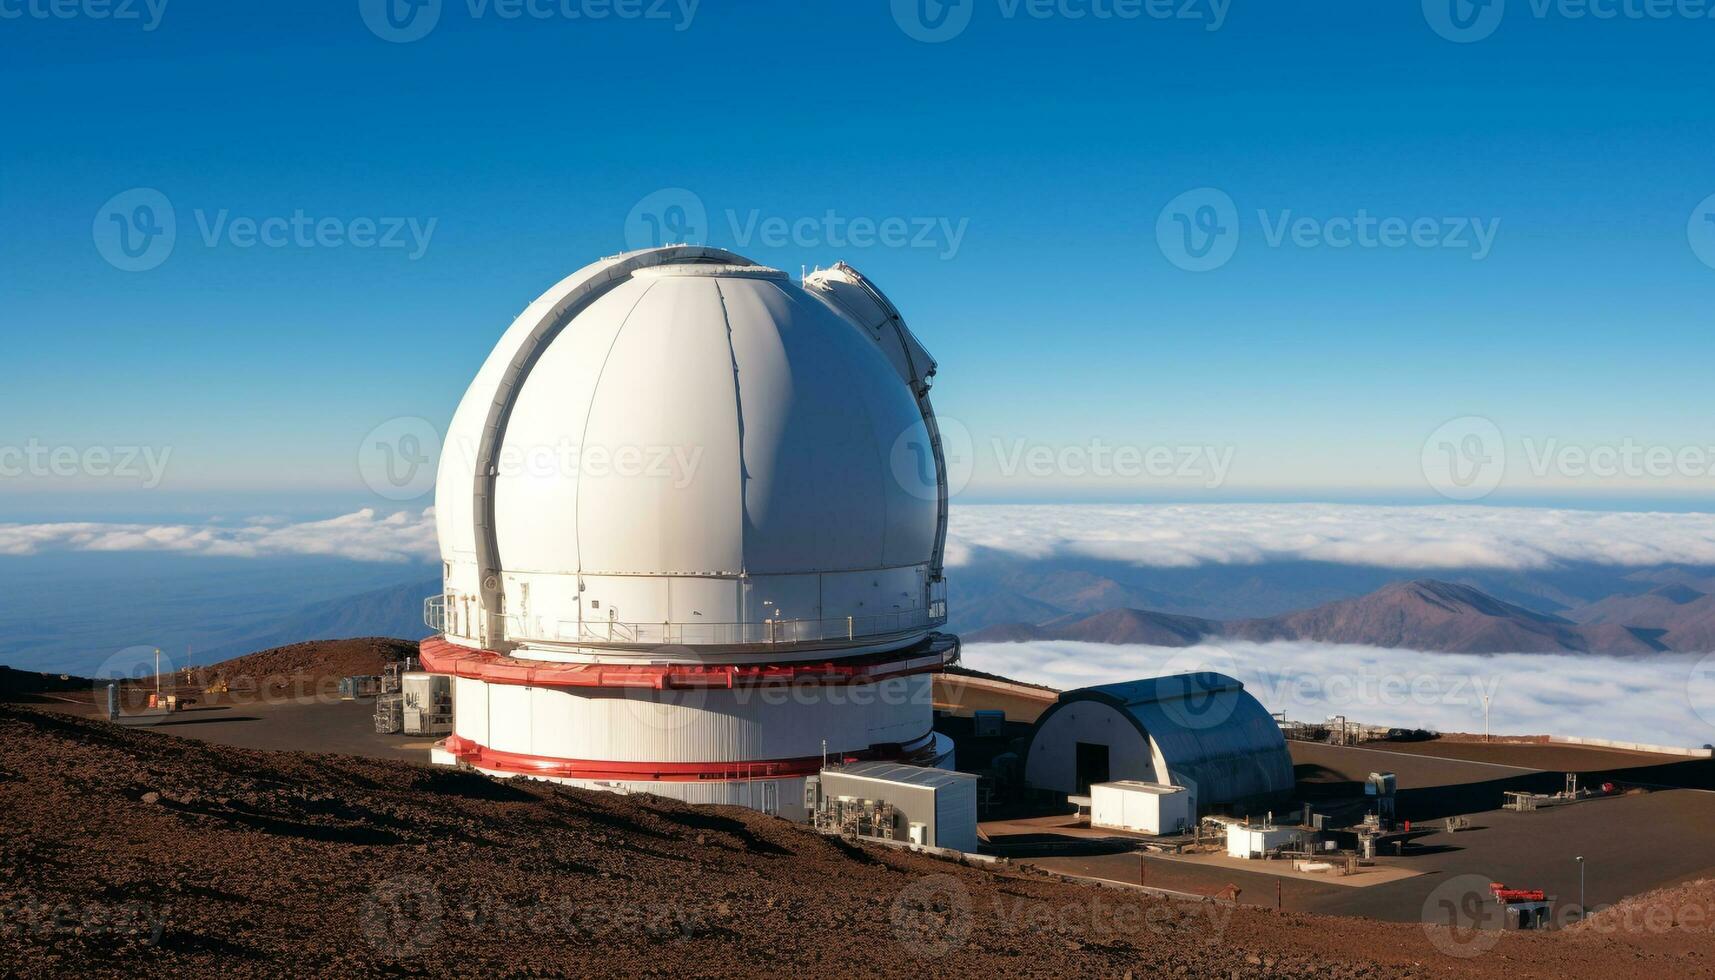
[2,703,1711,977]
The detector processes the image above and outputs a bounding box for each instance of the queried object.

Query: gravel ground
[1,704,1710,978]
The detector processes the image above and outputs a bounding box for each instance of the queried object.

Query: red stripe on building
[440,732,941,782]
[419,635,958,691]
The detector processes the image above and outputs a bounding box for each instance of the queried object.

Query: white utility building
[1225,821,1302,859]
[422,246,958,819]
[815,762,980,852]
[1090,781,1193,836]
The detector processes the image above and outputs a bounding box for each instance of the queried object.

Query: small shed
[1090,781,1193,836]
[1225,822,1301,859]
[817,762,980,852]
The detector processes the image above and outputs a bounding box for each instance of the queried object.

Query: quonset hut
[422,245,958,820]
[1023,672,1293,812]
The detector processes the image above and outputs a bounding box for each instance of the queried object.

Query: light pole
[1480,692,1491,742]
[1575,855,1585,921]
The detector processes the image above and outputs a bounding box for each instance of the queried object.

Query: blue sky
[4,0,1715,521]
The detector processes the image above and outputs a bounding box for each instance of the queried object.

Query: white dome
[433,247,949,661]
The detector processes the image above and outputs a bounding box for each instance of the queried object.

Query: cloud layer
[965,639,1715,750]
[945,503,1715,570]
[7,502,1715,573]
[0,509,437,564]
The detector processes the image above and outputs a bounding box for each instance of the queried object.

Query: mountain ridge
[967,578,1686,655]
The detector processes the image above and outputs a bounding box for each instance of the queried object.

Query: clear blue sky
[4,0,1715,520]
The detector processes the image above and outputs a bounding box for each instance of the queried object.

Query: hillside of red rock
[195,637,417,689]
[3,704,1711,978]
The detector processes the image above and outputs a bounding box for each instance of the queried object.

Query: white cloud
[0,509,437,563]
[945,503,1715,570]
[965,639,1715,750]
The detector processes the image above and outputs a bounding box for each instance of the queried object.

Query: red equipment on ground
[1490,882,1547,903]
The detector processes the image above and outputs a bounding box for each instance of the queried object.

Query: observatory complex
[421,246,958,819]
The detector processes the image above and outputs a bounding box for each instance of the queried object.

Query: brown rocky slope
[0,704,1707,978]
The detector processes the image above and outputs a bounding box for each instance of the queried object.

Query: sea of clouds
[965,639,1715,750]
[945,503,1715,570]
[6,502,1715,572]
[6,502,1715,745]
[0,509,437,563]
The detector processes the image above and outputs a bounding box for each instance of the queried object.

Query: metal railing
[506,607,946,648]
[424,595,447,632]
[426,593,949,649]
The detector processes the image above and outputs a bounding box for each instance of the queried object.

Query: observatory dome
[433,246,950,663]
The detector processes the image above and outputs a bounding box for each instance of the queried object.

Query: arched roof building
[1024,672,1294,811]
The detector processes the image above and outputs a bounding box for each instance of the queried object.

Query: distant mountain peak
[968,577,1667,655]
[1648,583,1707,605]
